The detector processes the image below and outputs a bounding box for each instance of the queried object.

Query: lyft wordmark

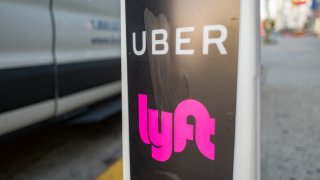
[138,94,216,162]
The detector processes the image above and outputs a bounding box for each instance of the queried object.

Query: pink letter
[138,94,150,144]
[148,109,173,162]
[174,99,215,160]
[173,101,194,153]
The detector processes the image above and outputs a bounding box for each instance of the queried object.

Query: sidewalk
[261,37,320,180]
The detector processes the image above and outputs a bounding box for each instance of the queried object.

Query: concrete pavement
[261,37,320,180]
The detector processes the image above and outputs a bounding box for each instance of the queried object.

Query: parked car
[0,0,121,136]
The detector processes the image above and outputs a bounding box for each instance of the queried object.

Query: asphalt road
[0,36,319,180]
[0,113,122,180]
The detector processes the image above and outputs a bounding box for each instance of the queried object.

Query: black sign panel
[125,0,240,179]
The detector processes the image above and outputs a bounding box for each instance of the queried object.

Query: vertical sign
[123,0,242,179]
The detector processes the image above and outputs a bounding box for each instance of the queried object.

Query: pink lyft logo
[138,94,216,162]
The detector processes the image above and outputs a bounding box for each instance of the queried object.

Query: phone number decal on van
[90,19,120,32]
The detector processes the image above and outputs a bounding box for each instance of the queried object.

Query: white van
[0,0,121,136]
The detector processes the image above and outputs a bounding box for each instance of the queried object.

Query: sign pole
[233,0,261,179]
[121,0,130,178]
[122,0,260,179]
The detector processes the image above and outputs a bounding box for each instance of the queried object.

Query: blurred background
[0,0,319,179]
[261,0,320,180]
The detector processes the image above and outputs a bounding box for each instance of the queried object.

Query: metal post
[233,0,261,179]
